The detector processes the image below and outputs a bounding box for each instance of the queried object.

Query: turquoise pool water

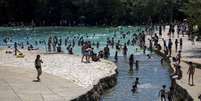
[0,26,171,101]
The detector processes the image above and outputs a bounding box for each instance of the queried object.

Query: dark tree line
[0,0,196,26]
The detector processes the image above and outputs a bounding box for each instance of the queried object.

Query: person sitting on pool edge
[90,48,100,62]
[171,65,182,80]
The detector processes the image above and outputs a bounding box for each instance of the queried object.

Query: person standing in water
[143,45,146,54]
[129,54,134,71]
[34,55,43,81]
[167,87,174,101]
[104,45,110,59]
[114,51,118,62]
[159,85,167,101]
[148,39,153,53]
[187,62,195,85]
[96,41,99,49]
[123,44,128,56]
[135,60,139,70]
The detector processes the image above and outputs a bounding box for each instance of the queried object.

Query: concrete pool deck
[146,26,201,101]
[0,49,117,101]
[0,65,89,101]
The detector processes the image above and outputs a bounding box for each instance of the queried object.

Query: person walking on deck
[14,42,18,55]
[162,38,167,48]
[34,55,43,81]
[176,50,181,64]
[175,39,178,52]
[159,25,162,37]
[168,39,173,57]
[187,62,195,86]
[179,38,183,50]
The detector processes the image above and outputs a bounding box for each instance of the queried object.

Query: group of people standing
[81,41,101,63]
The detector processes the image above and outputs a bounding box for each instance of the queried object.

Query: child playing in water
[35,55,43,81]
[159,85,167,101]
[147,54,151,59]
[132,78,139,93]
[167,87,174,101]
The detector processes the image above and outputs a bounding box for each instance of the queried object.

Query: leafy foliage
[182,0,201,35]
[0,0,190,26]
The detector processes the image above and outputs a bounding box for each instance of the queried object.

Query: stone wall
[174,83,193,101]
[71,69,118,101]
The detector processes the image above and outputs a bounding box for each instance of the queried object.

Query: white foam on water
[138,83,153,89]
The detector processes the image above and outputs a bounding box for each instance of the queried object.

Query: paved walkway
[0,65,89,101]
[146,26,201,101]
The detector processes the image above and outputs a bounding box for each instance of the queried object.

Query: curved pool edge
[153,49,193,101]
[71,60,118,101]
[0,48,118,101]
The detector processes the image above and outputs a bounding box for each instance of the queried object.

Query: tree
[0,0,189,26]
[182,0,201,36]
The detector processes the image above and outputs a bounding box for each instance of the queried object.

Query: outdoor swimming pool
[0,26,171,101]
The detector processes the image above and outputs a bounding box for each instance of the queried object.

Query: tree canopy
[181,0,201,36]
[0,0,198,26]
